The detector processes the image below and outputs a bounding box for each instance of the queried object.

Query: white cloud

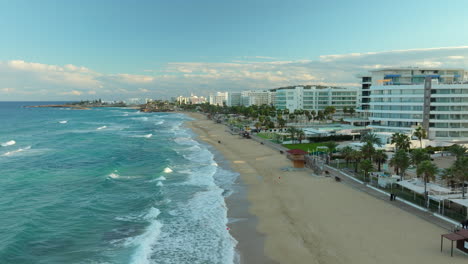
[2,46,468,100]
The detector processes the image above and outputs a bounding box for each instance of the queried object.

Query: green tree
[350,150,363,173]
[391,133,411,152]
[449,144,467,161]
[412,126,427,149]
[410,149,430,173]
[360,159,374,182]
[416,160,439,206]
[278,118,286,129]
[324,106,336,119]
[323,141,339,164]
[373,149,388,172]
[360,141,375,160]
[348,108,355,117]
[340,146,354,167]
[360,132,382,146]
[390,150,410,179]
[286,127,297,143]
[452,156,468,198]
[297,130,305,144]
[254,122,261,132]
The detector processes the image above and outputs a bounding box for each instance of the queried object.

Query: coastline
[184,111,467,264]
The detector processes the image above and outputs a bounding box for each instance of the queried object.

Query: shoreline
[184,111,467,264]
[185,114,276,264]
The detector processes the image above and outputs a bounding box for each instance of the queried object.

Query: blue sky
[1,0,468,100]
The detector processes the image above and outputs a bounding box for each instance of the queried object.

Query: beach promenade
[186,112,467,264]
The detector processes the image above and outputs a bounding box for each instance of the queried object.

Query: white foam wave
[128,207,163,264]
[163,167,172,173]
[156,176,166,181]
[97,126,107,130]
[59,120,68,124]
[130,133,153,138]
[1,140,16,147]
[2,146,31,156]
[156,181,163,187]
[108,173,120,179]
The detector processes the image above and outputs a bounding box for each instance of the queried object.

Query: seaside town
[140,67,468,254]
[3,2,468,263]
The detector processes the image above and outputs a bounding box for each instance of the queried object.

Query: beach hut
[441,229,468,256]
[286,149,308,168]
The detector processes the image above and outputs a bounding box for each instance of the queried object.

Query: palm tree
[417,160,439,207]
[278,118,286,129]
[340,146,354,167]
[254,122,261,132]
[323,141,338,164]
[410,149,430,173]
[373,150,388,172]
[452,156,468,198]
[360,159,374,182]
[449,144,467,161]
[360,132,383,146]
[297,130,305,144]
[361,141,375,160]
[412,126,426,148]
[441,167,457,189]
[348,107,355,117]
[350,150,363,173]
[389,150,410,179]
[286,127,297,143]
[391,133,411,152]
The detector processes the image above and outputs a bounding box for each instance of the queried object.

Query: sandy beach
[186,112,467,264]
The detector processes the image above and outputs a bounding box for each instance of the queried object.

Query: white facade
[274,86,357,112]
[360,68,468,141]
[209,92,228,106]
[227,92,242,106]
[240,90,274,106]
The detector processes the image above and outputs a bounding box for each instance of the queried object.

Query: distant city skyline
[1,0,468,101]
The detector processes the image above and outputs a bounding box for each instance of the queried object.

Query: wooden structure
[286,149,308,168]
[441,229,468,256]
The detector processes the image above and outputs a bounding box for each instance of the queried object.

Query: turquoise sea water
[0,102,238,264]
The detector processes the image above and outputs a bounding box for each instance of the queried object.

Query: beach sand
[186,112,467,264]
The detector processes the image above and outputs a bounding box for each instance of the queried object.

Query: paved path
[325,165,460,232]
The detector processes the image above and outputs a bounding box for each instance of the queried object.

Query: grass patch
[257,133,276,140]
[283,143,329,152]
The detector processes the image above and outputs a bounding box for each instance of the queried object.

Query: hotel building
[274,86,358,113]
[358,68,468,141]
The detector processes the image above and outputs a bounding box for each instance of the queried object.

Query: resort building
[241,90,275,106]
[274,86,358,113]
[174,94,207,105]
[226,90,275,107]
[358,67,468,142]
[227,92,242,106]
[209,92,228,106]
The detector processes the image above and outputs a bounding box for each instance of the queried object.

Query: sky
[1,0,468,101]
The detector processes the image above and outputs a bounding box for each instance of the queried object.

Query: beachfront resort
[171,67,468,256]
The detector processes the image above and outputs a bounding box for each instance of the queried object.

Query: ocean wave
[163,167,172,173]
[131,133,152,138]
[156,176,166,181]
[2,146,31,156]
[107,172,139,180]
[1,140,16,147]
[127,207,163,264]
[58,120,68,124]
[97,126,107,130]
[156,181,163,187]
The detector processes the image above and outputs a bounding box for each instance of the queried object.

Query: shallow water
[0,102,238,264]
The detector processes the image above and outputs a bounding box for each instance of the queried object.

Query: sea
[0,102,239,264]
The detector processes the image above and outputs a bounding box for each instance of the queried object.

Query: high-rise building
[209,92,228,106]
[359,68,468,141]
[227,92,242,106]
[274,86,358,113]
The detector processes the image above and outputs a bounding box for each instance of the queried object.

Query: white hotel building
[274,86,358,113]
[358,68,468,142]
